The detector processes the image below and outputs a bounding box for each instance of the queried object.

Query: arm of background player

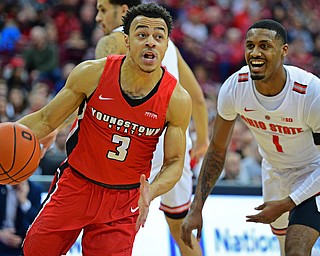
[95,33,127,59]
[181,114,235,248]
[176,47,209,162]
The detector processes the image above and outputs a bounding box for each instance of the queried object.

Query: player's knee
[285,244,312,256]
[285,250,310,256]
[166,218,182,234]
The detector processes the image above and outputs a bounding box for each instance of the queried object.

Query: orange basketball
[0,122,41,184]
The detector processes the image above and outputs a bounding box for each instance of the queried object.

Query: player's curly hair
[110,0,141,8]
[122,3,173,36]
[247,19,287,44]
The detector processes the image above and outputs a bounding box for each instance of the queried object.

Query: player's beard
[250,74,265,80]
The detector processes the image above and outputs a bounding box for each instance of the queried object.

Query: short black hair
[122,3,173,35]
[109,0,141,9]
[247,19,287,44]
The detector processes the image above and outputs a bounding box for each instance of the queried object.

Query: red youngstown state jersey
[66,55,177,185]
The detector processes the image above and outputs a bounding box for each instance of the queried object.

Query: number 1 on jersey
[272,135,284,153]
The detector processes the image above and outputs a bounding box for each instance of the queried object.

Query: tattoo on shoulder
[96,36,121,58]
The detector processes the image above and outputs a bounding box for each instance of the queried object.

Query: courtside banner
[199,195,279,256]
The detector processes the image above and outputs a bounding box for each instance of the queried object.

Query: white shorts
[261,159,320,234]
[149,127,193,218]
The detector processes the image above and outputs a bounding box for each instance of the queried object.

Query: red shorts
[23,166,140,256]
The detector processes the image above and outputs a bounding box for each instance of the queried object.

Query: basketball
[0,122,41,185]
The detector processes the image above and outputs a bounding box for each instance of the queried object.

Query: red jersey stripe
[238,72,249,82]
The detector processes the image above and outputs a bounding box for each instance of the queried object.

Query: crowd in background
[1,0,320,186]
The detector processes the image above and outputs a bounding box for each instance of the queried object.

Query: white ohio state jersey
[218,65,320,169]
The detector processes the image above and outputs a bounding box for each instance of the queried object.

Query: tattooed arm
[181,114,236,248]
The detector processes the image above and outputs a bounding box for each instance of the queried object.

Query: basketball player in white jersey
[95,1,209,255]
[181,19,320,256]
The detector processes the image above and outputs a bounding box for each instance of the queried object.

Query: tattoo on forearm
[200,148,225,204]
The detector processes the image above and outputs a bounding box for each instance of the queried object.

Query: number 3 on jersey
[107,134,131,161]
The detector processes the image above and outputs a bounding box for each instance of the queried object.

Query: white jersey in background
[149,39,193,214]
[217,65,320,232]
[218,65,320,169]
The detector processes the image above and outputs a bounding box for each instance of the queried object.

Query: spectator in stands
[79,3,96,47]
[0,95,12,123]
[0,17,21,54]
[0,180,42,256]
[287,17,314,53]
[60,29,87,65]
[228,119,248,158]
[286,37,315,73]
[180,7,208,43]
[21,82,52,116]
[241,140,262,186]
[0,79,8,96]
[22,26,61,86]
[218,151,247,185]
[7,87,28,121]
[193,64,216,95]
[40,125,69,175]
[4,56,30,92]
[51,1,82,45]
[54,62,76,94]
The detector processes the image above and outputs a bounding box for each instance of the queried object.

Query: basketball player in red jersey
[95,1,208,255]
[17,3,192,256]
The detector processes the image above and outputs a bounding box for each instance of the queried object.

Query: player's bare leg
[285,224,318,256]
[165,216,202,256]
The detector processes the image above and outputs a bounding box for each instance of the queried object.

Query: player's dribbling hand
[135,174,151,231]
[181,209,203,249]
[39,129,58,158]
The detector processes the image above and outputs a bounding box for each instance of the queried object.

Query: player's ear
[281,44,289,58]
[121,4,129,16]
[124,34,130,49]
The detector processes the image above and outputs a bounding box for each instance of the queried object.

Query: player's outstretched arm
[181,114,235,248]
[17,59,105,140]
[176,47,209,162]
